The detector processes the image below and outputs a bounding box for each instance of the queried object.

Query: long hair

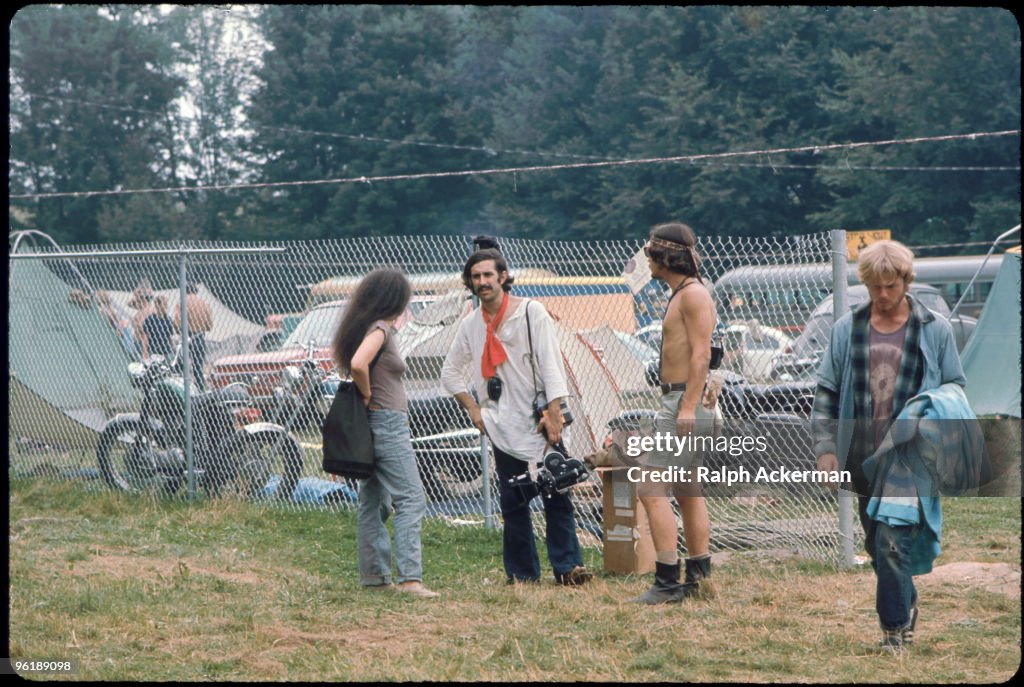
[461,248,515,293]
[332,269,412,372]
[858,240,916,285]
[648,222,702,280]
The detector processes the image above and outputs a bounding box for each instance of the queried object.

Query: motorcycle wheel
[416,453,484,503]
[214,432,304,501]
[97,419,182,495]
[269,396,324,433]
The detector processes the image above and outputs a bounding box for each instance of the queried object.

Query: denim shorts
[645,389,715,469]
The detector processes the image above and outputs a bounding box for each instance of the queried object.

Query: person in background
[130,282,156,360]
[95,289,139,360]
[142,294,175,359]
[174,282,213,391]
[332,269,438,598]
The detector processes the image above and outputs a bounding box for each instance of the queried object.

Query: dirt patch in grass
[257,619,442,653]
[59,546,271,587]
[923,561,1021,600]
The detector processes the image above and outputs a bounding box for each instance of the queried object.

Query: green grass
[8,477,1021,682]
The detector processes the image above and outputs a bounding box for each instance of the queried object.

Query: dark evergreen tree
[9,5,184,244]
[244,5,483,242]
[811,7,1020,246]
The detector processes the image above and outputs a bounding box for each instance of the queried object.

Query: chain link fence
[9,230,849,563]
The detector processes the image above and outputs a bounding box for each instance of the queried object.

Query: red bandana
[481,293,510,378]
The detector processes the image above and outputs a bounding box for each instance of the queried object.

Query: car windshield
[282,302,347,348]
[793,285,951,358]
[612,331,658,363]
[914,290,950,316]
[793,313,833,357]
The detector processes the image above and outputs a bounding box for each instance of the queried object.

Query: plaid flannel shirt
[812,294,928,475]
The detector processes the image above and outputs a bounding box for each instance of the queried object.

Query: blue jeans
[358,409,427,585]
[494,446,584,582]
[858,496,919,631]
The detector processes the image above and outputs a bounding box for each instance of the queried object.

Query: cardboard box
[600,467,656,575]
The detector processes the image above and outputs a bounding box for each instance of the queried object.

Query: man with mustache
[441,248,592,586]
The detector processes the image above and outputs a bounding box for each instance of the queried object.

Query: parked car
[635,322,664,351]
[212,297,427,414]
[721,322,792,382]
[634,320,790,383]
[771,283,977,381]
[612,330,659,364]
[212,300,349,410]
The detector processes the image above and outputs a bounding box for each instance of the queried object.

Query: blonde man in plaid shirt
[812,240,966,653]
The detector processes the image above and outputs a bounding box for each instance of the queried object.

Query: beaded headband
[647,237,694,252]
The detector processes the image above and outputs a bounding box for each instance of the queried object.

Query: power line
[684,160,1019,173]
[19,92,1021,170]
[10,129,1020,201]
[18,92,617,162]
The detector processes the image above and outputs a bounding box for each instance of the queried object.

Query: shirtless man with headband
[631,222,717,604]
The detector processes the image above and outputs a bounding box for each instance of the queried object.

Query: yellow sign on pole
[846,229,891,260]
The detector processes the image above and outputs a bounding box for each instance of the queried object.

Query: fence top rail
[9,246,288,259]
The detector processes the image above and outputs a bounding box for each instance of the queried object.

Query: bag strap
[659,278,699,374]
[525,299,541,404]
[370,343,385,370]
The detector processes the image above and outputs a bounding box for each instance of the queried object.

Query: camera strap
[525,300,574,433]
[549,439,569,456]
[658,278,723,375]
[524,299,541,405]
[658,278,698,376]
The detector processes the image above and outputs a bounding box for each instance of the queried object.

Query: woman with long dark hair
[332,269,438,598]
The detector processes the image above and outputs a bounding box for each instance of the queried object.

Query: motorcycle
[271,343,486,503]
[268,342,330,432]
[97,346,303,500]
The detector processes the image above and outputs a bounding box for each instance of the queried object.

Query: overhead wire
[17,92,617,162]
[9,129,1021,200]
[16,92,1022,170]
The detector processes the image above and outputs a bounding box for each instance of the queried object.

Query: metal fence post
[831,229,855,568]
[480,434,496,530]
[177,252,196,501]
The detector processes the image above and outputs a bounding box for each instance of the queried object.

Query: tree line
[9,6,1021,250]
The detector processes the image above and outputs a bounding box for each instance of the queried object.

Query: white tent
[106,283,265,369]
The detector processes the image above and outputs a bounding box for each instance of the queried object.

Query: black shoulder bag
[321,345,384,480]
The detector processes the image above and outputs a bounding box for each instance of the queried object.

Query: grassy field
[8,477,1021,682]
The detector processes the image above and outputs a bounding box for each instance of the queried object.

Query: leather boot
[682,554,714,599]
[629,561,687,604]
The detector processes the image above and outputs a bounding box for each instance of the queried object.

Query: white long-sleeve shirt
[440,298,570,462]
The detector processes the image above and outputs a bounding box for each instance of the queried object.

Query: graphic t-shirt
[869,321,908,445]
